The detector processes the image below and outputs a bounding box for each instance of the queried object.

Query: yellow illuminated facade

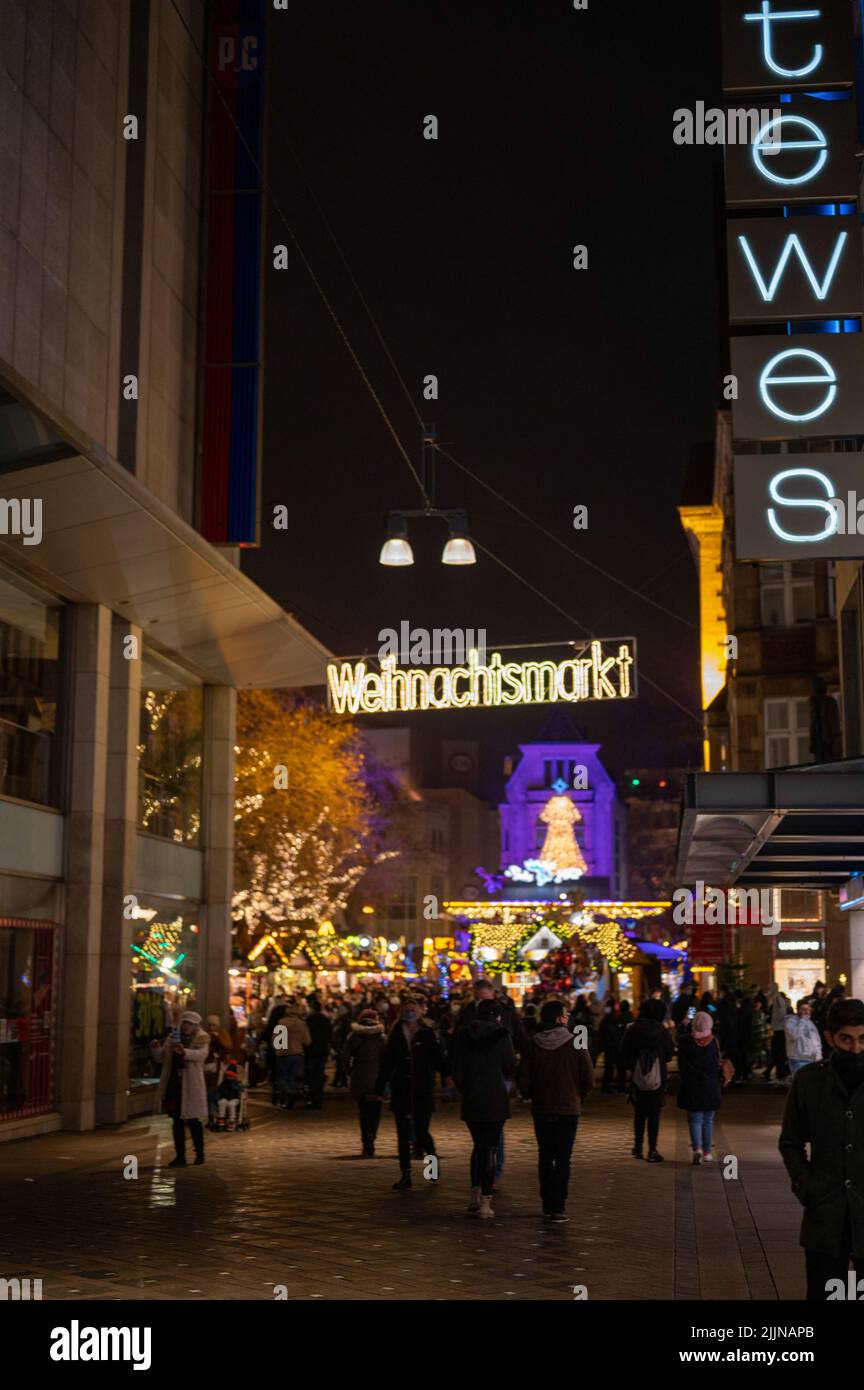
[678,500,728,769]
[327,641,636,714]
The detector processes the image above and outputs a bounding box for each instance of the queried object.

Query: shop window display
[129,902,199,1086]
[137,650,203,845]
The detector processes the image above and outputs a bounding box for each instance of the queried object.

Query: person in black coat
[620,999,675,1162]
[341,1009,387,1156]
[779,997,864,1301]
[671,984,697,1027]
[717,989,737,1043]
[735,991,755,1081]
[452,998,517,1218]
[598,1001,625,1094]
[458,978,520,1048]
[375,997,448,1190]
[303,999,332,1110]
[263,996,289,1104]
[677,1011,723,1164]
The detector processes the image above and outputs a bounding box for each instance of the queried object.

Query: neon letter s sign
[767,467,838,542]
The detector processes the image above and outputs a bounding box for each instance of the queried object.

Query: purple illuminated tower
[499,733,627,899]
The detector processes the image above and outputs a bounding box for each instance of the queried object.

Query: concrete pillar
[96,618,142,1124]
[200,685,236,1024]
[60,604,112,1131]
[848,910,864,1001]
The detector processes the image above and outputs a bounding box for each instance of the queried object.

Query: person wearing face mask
[779,998,864,1300]
[374,997,448,1190]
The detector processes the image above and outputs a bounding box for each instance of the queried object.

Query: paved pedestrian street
[0,1087,806,1302]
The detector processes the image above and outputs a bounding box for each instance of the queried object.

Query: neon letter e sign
[759,347,837,422]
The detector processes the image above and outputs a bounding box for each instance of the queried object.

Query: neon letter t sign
[744,3,824,79]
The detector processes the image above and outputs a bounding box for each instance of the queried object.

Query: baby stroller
[215,1054,251,1132]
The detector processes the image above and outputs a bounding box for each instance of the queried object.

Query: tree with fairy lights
[233,692,404,949]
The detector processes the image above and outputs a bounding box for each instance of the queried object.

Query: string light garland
[446,899,662,974]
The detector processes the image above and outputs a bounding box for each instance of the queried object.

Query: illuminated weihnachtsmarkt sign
[326,639,637,714]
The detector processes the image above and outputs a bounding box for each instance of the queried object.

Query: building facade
[622,768,686,899]
[355,727,499,946]
[0,1,328,1138]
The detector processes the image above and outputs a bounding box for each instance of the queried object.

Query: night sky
[242,0,725,798]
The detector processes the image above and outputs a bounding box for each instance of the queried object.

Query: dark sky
[242,0,725,798]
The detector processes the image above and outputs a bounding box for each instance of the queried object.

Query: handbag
[717,1041,735,1088]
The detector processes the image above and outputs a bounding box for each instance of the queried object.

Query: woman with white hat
[151,1010,211,1166]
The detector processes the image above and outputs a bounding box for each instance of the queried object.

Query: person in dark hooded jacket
[341,1009,387,1156]
[779,997,864,1300]
[620,998,675,1163]
[375,997,448,1190]
[519,997,594,1221]
[452,998,516,1219]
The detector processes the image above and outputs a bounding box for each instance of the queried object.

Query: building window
[386,876,418,921]
[759,561,815,628]
[777,888,822,925]
[430,874,445,906]
[138,650,203,844]
[543,759,577,788]
[764,697,811,769]
[0,566,63,806]
[430,824,447,854]
[0,918,56,1122]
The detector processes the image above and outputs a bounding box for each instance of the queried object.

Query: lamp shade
[380,536,414,566]
[442,536,476,565]
[380,512,414,566]
[442,510,476,565]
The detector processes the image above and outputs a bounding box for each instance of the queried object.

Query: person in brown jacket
[518,997,594,1222]
[272,998,312,1109]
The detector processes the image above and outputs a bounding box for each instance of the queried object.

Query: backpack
[633,1048,661,1092]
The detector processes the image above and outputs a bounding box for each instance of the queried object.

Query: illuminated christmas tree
[538,795,587,877]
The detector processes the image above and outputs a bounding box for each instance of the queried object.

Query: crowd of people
[151,975,864,1300]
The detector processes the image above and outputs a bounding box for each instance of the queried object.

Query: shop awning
[0,387,331,688]
[633,940,685,960]
[676,768,864,889]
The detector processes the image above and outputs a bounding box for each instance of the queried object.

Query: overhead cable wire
[174,3,700,727]
[474,540,702,726]
[262,89,699,638]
